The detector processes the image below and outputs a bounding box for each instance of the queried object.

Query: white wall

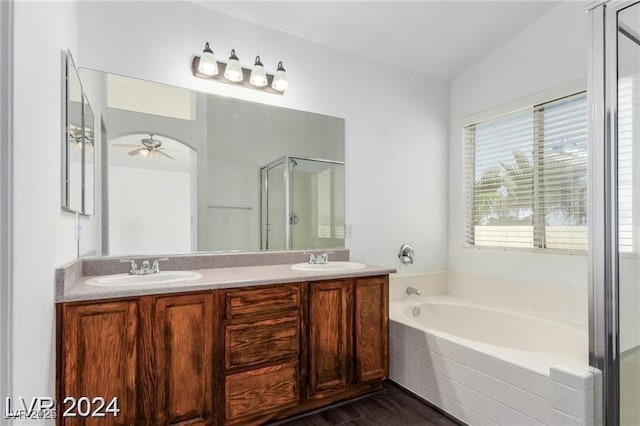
[448,2,589,288]
[109,166,191,255]
[12,0,79,414]
[76,1,450,272]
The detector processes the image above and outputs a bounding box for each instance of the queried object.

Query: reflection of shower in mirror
[260,155,345,251]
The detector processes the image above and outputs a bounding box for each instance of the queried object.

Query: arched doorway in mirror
[105,133,197,256]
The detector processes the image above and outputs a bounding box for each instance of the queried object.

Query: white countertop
[58,262,395,303]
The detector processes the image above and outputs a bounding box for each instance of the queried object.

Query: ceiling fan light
[198,42,219,76]
[271,61,288,92]
[249,56,268,87]
[224,49,243,82]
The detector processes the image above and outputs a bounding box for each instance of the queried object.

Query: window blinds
[464,92,588,251]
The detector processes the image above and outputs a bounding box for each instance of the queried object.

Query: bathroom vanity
[55,252,391,425]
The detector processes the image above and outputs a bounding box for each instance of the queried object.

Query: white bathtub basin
[390,295,588,372]
[86,271,202,287]
[291,261,367,272]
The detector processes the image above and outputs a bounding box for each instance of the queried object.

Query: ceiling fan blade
[113,144,141,148]
[157,149,174,160]
[128,148,145,156]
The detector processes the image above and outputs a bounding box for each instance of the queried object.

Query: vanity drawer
[224,284,300,320]
[225,316,299,370]
[225,361,299,423]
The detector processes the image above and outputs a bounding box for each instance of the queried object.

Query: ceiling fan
[113,134,174,159]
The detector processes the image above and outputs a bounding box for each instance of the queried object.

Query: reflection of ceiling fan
[113,134,174,159]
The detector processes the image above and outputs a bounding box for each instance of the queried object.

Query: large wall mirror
[79,68,345,256]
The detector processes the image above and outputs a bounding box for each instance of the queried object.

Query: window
[464,92,588,251]
[313,167,345,239]
[618,77,635,253]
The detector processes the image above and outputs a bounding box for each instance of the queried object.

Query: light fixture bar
[191,56,284,95]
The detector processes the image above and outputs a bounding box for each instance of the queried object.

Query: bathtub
[388,274,601,426]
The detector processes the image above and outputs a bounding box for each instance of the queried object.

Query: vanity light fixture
[249,56,268,87]
[224,49,243,82]
[197,42,218,76]
[191,43,288,95]
[271,61,288,92]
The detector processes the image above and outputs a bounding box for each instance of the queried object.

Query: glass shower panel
[289,159,345,250]
[618,3,640,425]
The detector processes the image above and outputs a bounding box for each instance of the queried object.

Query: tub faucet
[406,287,422,296]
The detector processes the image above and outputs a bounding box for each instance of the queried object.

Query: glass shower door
[289,159,345,250]
[618,3,640,424]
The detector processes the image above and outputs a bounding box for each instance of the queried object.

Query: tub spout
[406,287,421,296]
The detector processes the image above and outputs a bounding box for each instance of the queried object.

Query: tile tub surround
[391,272,587,326]
[389,271,448,301]
[55,249,396,302]
[389,321,600,426]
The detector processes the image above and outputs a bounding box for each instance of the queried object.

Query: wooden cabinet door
[308,280,352,399]
[354,276,389,383]
[155,293,216,425]
[224,361,299,424]
[60,300,138,425]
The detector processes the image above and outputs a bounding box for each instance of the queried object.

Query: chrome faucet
[139,260,152,274]
[120,258,168,275]
[306,252,332,265]
[406,287,422,296]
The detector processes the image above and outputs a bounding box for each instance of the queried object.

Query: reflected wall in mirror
[62,52,83,213]
[79,68,345,256]
[261,156,345,250]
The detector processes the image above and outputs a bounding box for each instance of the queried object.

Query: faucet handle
[119,258,139,274]
[302,251,316,264]
[151,258,169,273]
[399,244,414,265]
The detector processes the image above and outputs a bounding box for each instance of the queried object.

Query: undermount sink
[86,271,203,287]
[290,261,367,272]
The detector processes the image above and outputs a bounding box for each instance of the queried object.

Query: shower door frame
[588,1,640,424]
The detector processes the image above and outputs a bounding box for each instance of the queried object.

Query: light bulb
[224,49,243,82]
[197,42,218,76]
[271,61,288,92]
[249,56,268,87]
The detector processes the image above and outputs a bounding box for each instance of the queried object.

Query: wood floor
[273,382,461,426]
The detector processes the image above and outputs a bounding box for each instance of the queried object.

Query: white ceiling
[194,1,561,80]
